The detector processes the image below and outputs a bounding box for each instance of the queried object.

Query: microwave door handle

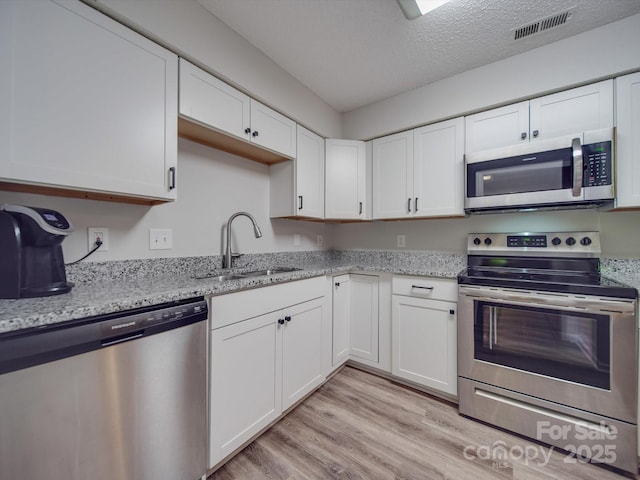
[571,137,583,197]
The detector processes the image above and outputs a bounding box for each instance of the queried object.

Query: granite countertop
[0,250,465,336]
[2,251,638,337]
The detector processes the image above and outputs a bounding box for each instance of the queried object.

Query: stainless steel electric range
[457,231,638,474]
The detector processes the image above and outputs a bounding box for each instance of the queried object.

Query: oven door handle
[571,137,583,198]
[459,287,636,314]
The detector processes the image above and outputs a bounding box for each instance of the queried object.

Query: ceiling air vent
[512,7,575,41]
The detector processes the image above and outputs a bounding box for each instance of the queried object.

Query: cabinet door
[179,59,251,142]
[325,139,367,219]
[250,100,296,158]
[209,311,282,467]
[372,131,414,219]
[350,274,379,363]
[281,298,325,410]
[615,72,640,208]
[295,125,325,218]
[413,117,464,217]
[0,0,177,201]
[331,275,351,366]
[464,101,529,153]
[530,80,613,142]
[392,295,457,396]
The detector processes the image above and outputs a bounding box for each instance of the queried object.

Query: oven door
[458,285,637,423]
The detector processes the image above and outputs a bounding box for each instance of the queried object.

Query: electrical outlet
[88,227,109,251]
[317,234,324,247]
[397,234,406,248]
[149,228,173,250]
[293,233,301,247]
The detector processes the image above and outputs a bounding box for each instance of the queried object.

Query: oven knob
[473,237,481,245]
[566,237,576,246]
[551,237,562,246]
[580,236,592,246]
[484,237,492,246]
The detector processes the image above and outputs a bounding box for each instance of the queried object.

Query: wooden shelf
[178,117,291,165]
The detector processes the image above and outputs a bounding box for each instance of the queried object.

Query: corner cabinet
[208,277,325,469]
[325,139,368,220]
[179,58,296,164]
[0,0,178,204]
[391,276,458,397]
[465,79,614,153]
[372,117,464,219]
[270,125,325,219]
[615,72,640,209]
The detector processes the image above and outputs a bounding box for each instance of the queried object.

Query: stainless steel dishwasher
[0,297,208,480]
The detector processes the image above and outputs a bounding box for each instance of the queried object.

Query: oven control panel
[468,232,601,257]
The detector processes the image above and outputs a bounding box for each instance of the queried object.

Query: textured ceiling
[197,0,640,113]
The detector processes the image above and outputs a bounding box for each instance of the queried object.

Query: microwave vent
[513,8,574,40]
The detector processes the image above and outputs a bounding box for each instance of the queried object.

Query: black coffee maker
[0,204,74,298]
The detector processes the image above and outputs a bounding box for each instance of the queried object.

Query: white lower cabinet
[391,276,458,397]
[208,278,325,469]
[331,274,351,366]
[331,273,386,369]
[209,311,282,467]
[349,274,380,363]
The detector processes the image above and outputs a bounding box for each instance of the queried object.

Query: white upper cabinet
[413,117,465,217]
[465,80,614,153]
[372,131,414,219]
[325,139,367,220]
[372,118,464,220]
[270,125,324,219]
[0,0,178,203]
[615,72,640,208]
[250,100,297,159]
[178,59,296,162]
[179,58,250,141]
[464,102,529,153]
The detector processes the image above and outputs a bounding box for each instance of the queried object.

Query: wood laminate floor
[209,366,637,480]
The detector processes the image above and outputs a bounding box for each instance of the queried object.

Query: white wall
[0,139,331,262]
[88,0,341,139]
[332,209,640,258]
[343,14,640,140]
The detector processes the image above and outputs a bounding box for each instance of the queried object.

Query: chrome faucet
[224,212,263,269]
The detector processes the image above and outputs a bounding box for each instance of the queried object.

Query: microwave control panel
[583,141,611,187]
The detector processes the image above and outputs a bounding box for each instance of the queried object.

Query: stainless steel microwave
[464,128,614,213]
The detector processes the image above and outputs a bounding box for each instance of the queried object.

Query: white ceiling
[197,0,640,113]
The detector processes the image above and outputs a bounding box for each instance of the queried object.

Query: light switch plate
[397,234,406,248]
[149,228,173,250]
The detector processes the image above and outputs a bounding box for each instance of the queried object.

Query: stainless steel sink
[193,267,301,281]
[193,273,247,281]
[242,267,302,277]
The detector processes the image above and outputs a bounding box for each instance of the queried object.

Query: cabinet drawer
[392,275,457,301]
[209,276,325,329]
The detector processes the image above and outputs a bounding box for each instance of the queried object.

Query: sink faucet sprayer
[224,212,262,269]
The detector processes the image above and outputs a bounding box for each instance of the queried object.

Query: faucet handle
[231,252,243,259]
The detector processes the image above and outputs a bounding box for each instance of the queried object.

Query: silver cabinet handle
[521,132,527,140]
[407,198,411,212]
[411,285,433,290]
[414,197,418,212]
[244,128,251,134]
[532,129,539,138]
[359,202,363,215]
[571,137,583,197]
[252,130,259,137]
[298,195,303,210]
